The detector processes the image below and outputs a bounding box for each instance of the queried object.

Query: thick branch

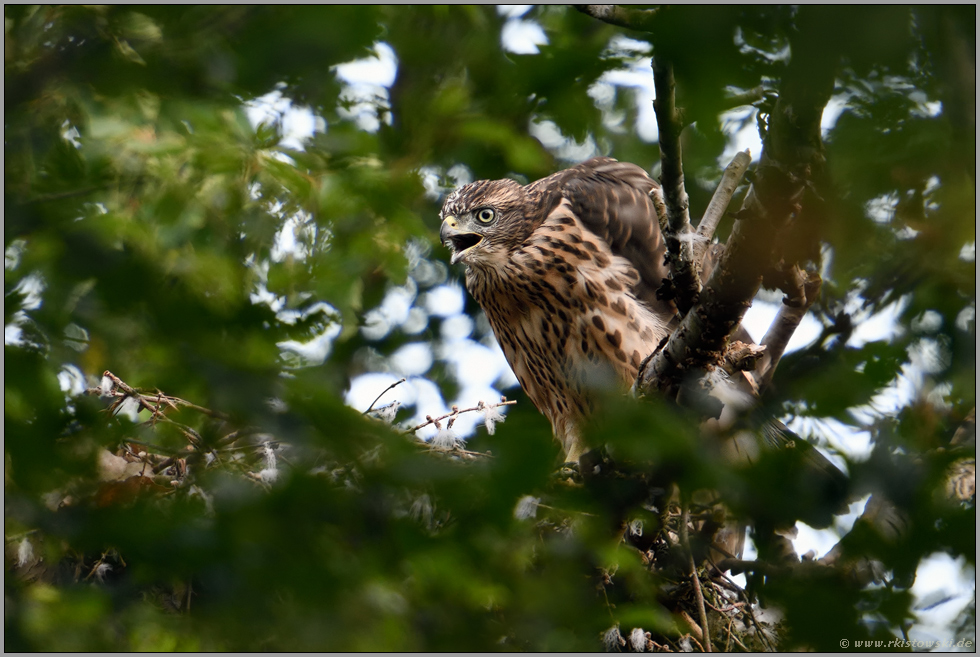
[572,5,659,32]
[637,7,841,397]
[653,56,701,314]
[694,150,752,266]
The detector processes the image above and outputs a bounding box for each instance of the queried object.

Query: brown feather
[440,158,674,462]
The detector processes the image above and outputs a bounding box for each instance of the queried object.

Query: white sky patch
[5,273,46,346]
[5,239,26,270]
[61,119,82,149]
[244,88,320,151]
[270,212,316,262]
[740,297,823,353]
[382,281,418,325]
[418,165,444,201]
[402,307,429,335]
[908,89,943,119]
[334,42,398,87]
[440,314,474,342]
[424,283,465,318]
[784,415,873,461]
[5,323,24,346]
[529,118,598,162]
[959,241,975,262]
[955,304,975,332]
[334,42,399,133]
[501,18,548,54]
[793,494,869,559]
[438,337,510,390]
[11,273,46,310]
[248,263,287,314]
[911,310,943,334]
[390,342,434,377]
[57,364,87,397]
[588,80,626,133]
[865,192,900,224]
[847,296,908,348]
[447,163,474,187]
[734,25,790,64]
[593,58,659,143]
[362,282,419,341]
[407,377,451,434]
[719,105,762,166]
[821,94,849,138]
[497,5,533,19]
[346,372,417,413]
[278,322,342,367]
[908,553,975,646]
[607,34,653,55]
[851,337,951,425]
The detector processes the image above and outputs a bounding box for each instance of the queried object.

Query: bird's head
[440,179,528,267]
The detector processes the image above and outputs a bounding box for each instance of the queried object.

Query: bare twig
[422,443,494,459]
[407,398,516,434]
[724,615,735,652]
[680,501,712,652]
[695,150,752,265]
[754,271,822,391]
[653,56,701,314]
[363,377,406,415]
[572,4,659,31]
[93,371,229,420]
[4,528,40,543]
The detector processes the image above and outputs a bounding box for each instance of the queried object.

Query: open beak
[440,218,483,265]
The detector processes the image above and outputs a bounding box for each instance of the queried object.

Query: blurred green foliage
[5,5,974,651]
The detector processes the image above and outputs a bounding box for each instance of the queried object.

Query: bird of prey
[440,157,676,464]
[441,157,854,566]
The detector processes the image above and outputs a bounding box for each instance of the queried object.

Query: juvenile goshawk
[440,157,676,463]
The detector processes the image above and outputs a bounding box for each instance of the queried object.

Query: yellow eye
[475,208,496,224]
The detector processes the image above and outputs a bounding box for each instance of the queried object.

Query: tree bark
[637,7,842,397]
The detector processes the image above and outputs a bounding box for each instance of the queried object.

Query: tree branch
[637,7,841,398]
[754,270,822,391]
[681,501,712,652]
[676,86,769,129]
[653,56,701,314]
[363,377,406,414]
[722,85,768,111]
[572,5,659,32]
[694,150,752,266]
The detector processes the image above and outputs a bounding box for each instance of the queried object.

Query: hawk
[441,158,854,566]
[440,157,676,463]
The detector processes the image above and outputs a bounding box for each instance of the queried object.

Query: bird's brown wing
[540,157,675,319]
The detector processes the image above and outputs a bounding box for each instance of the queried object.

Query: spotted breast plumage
[440,157,677,463]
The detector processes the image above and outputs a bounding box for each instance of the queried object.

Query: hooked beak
[440,216,483,265]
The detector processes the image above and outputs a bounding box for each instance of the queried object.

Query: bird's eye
[475,208,496,224]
